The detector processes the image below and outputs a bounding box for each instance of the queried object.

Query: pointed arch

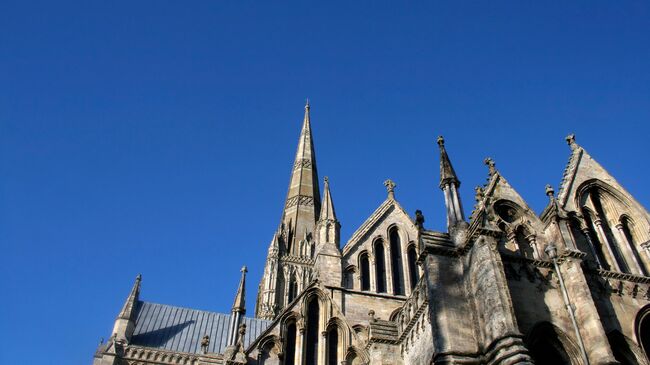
[608,330,648,365]
[343,265,356,290]
[374,239,387,293]
[359,252,370,291]
[305,295,321,365]
[636,304,650,361]
[389,227,405,295]
[526,322,583,365]
[407,244,418,290]
[258,335,282,365]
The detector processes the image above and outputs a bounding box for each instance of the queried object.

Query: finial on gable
[484,157,496,176]
[566,133,577,150]
[545,184,555,200]
[384,179,396,199]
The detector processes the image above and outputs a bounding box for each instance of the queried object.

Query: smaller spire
[384,179,396,199]
[232,266,247,314]
[319,177,337,222]
[437,136,460,189]
[117,274,141,320]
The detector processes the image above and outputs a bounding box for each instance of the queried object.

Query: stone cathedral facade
[94,103,650,365]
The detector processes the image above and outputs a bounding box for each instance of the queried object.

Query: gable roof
[341,197,416,256]
[130,301,271,355]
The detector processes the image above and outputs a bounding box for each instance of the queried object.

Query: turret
[226,266,248,348]
[315,177,342,286]
[437,136,466,230]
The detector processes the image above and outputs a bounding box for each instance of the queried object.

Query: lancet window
[326,326,340,365]
[284,321,297,365]
[305,297,320,365]
[374,240,387,293]
[389,228,405,295]
[407,244,418,290]
[359,252,370,291]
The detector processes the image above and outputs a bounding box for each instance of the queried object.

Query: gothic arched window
[305,297,320,365]
[343,267,354,290]
[389,228,405,295]
[359,252,370,291]
[407,244,418,290]
[582,187,630,273]
[326,326,339,365]
[526,323,574,365]
[284,322,297,365]
[374,240,387,293]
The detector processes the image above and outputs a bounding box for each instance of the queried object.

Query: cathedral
[93,103,650,365]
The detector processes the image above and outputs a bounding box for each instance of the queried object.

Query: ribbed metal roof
[130,301,271,354]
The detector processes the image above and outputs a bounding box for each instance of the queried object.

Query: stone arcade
[94,103,650,365]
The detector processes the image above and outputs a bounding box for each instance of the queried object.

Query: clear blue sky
[1,1,649,363]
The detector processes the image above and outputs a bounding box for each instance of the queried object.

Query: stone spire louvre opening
[281,101,322,251]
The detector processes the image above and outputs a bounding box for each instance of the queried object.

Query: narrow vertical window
[287,276,298,303]
[327,327,339,365]
[374,240,387,293]
[360,253,370,291]
[285,322,297,365]
[407,245,418,290]
[343,268,354,289]
[389,228,405,295]
[305,297,320,365]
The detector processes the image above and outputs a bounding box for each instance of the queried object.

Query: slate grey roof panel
[130,301,272,354]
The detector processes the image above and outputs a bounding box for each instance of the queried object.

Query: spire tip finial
[565,133,577,150]
[437,135,445,147]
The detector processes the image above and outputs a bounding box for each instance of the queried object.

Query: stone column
[369,255,377,292]
[589,214,621,272]
[319,331,327,365]
[579,225,605,269]
[614,223,645,275]
[295,323,304,365]
[526,234,541,260]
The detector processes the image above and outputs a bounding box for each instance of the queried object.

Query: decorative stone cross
[384,179,396,199]
[241,266,248,274]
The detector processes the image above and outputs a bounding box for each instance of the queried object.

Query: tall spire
[281,101,321,253]
[436,136,465,229]
[319,177,337,222]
